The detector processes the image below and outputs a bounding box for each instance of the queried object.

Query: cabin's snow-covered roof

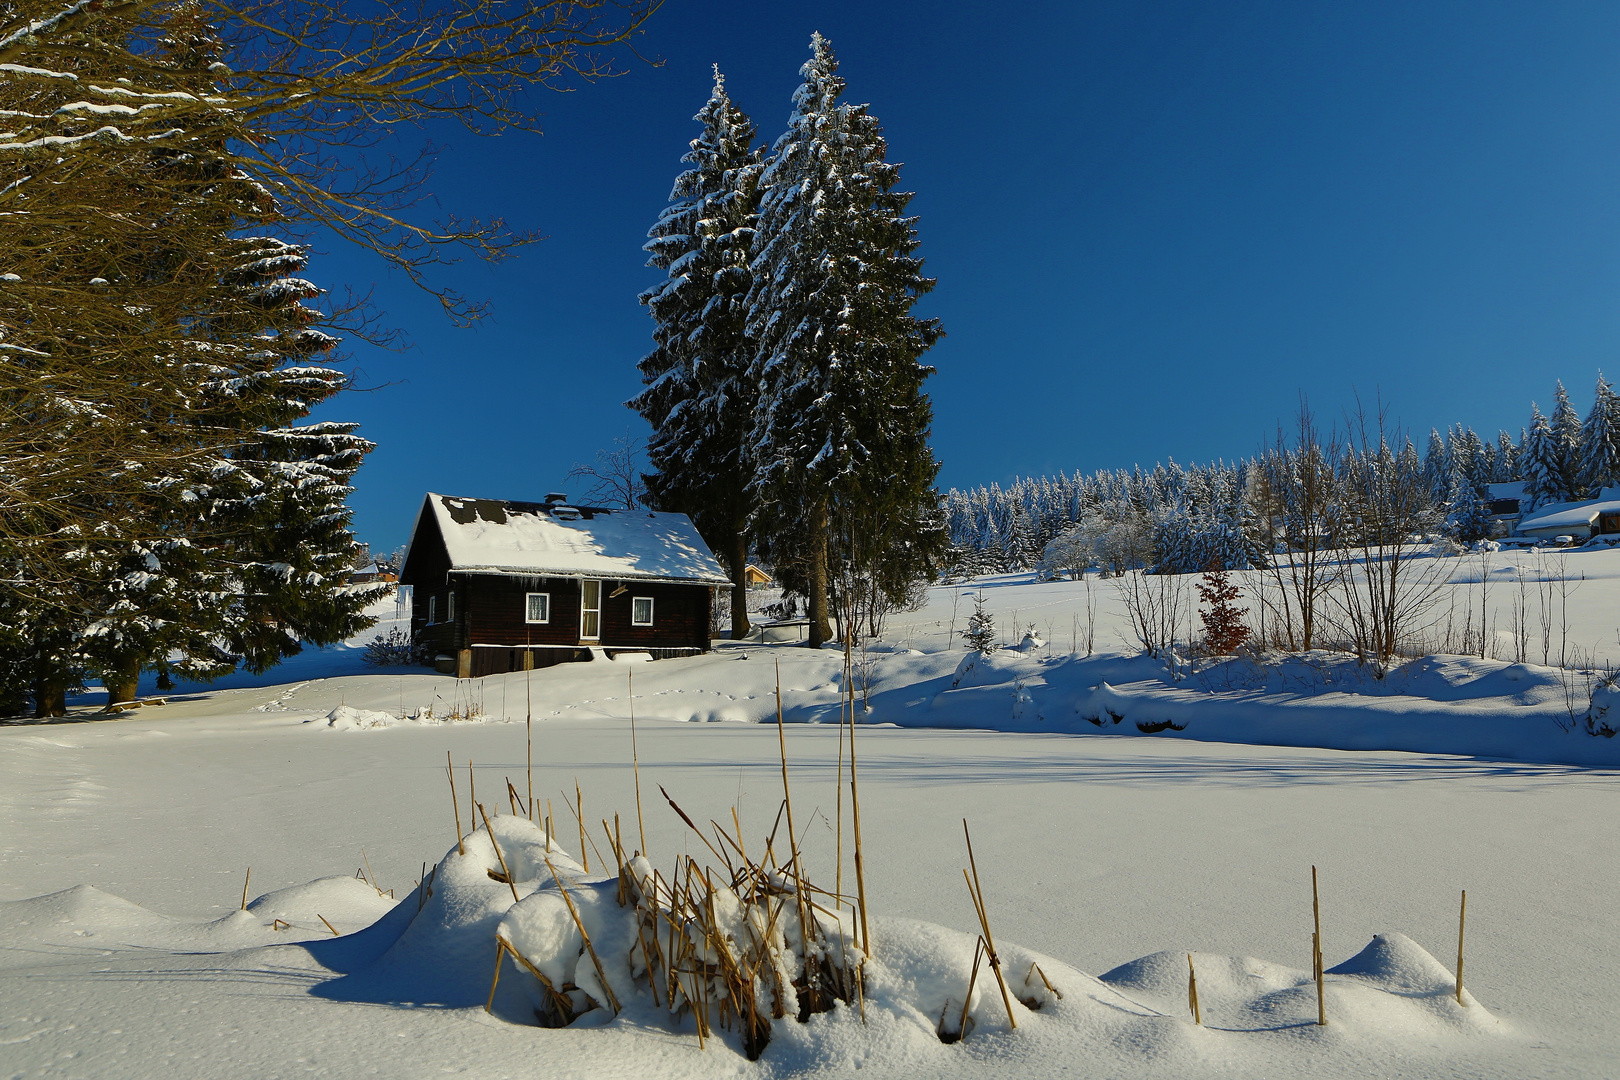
[1485,482,1525,501]
[417,493,728,584]
[1518,489,1620,533]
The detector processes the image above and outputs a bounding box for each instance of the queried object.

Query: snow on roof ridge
[421,492,727,583]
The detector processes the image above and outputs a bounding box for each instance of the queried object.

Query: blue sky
[310,1,1620,553]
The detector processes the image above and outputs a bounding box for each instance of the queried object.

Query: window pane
[526,593,548,622]
[581,610,600,639]
[632,597,653,625]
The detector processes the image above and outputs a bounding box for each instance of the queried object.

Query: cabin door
[580,579,601,641]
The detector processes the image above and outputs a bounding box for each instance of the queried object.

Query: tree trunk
[30,626,67,718]
[104,656,142,707]
[729,528,751,640]
[806,498,832,647]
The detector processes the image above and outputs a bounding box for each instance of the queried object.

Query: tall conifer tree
[1551,380,1584,499]
[745,33,945,645]
[1578,372,1620,496]
[632,68,763,638]
[1521,403,1565,510]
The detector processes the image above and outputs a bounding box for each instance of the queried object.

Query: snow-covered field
[3,550,1619,1079]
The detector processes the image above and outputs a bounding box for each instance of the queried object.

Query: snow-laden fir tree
[1520,403,1566,511]
[1445,473,1491,543]
[0,15,376,713]
[1577,372,1620,497]
[631,68,763,638]
[961,594,997,653]
[1494,430,1519,482]
[745,33,945,645]
[1550,380,1585,500]
[1423,429,1449,502]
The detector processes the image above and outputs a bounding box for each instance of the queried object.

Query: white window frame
[631,596,654,627]
[579,579,601,641]
[446,589,455,623]
[525,592,551,624]
[427,595,436,624]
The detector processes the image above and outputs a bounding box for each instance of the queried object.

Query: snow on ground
[2,553,1618,1077]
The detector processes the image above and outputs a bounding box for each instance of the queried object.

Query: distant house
[399,493,729,677]
[1516,488,1620,543]
[743,563,773,588]
[1484,482,1525,518]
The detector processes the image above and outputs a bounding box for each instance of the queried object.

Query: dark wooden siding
[400,499,457,656]
[461,574,710,651]
[599,580,710,650]
[464,575,583,647]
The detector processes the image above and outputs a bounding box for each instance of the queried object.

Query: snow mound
[246,875,397,932]
[282,810,1507,1067]
[322,705,406,729]
[1101,933,1502,1039]
[0,878,394,961]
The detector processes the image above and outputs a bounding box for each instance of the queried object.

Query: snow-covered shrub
[1036,527,1092,580]
[1587,673,1619,738]
[362,627,418,666]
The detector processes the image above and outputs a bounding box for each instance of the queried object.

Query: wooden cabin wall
[459,575,710,650]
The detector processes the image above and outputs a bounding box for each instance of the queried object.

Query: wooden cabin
[743,563,773,587]
[399,493,729,677]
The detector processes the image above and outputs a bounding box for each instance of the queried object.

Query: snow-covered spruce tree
[961,594,997,653]
[1521,403,1568,511]
[1423,429,1449,502]
[1551,380,1585,501]
[1578,372,1620,497]
[1494,429,1519,482]
[632,68,763,639]
[1,13,375,712]
[1444,473,1491,543]
[745,33,945,646]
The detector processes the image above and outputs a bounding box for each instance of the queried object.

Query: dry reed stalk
[837,635,852,905]
[506,778,518,816]
[543,855,621,1014]
[468,760,476,828]
[507,779,530,818]
[1187,954,1201,1025]
[317,914,338,936]
[1456,889,1467,1006]
[546,799,554,853]
[362,849,383,896]
[485,938,506,1013]
[658,785,728,865]
[774,665,822,1013]
[1312,865,1325,1025]
[240,867,250,911]
[630,669,648,856]
[526,713,535,822]
[949,935,985,1042]
[963,821,1016,1029]
[1028,962,1062,1000]
[849,672,870,953]
[446,752,465,855]
[575,779,589,873]
[272,918,289,931]
[477,802,521,904]
[498,934,575,1023]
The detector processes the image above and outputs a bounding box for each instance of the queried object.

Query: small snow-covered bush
[363,627,417,666]
[1587,673,1619,738]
